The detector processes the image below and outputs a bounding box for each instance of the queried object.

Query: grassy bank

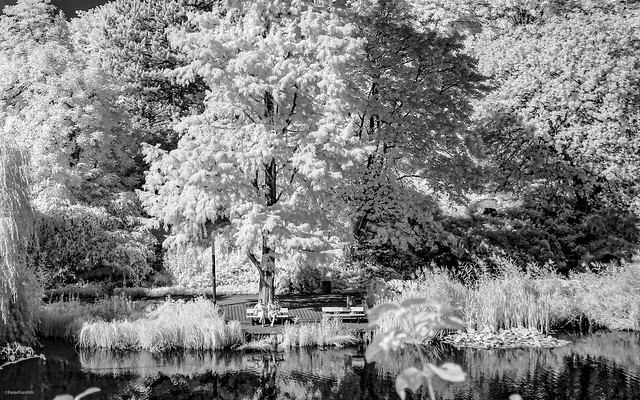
[39,294,139,340]
[376,256,640,335]
[77,298,243,351]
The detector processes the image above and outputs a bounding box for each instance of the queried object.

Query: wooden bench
[321,306,366,322]
[246,306,290,325]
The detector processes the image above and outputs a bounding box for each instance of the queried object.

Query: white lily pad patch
[442,327,571,349]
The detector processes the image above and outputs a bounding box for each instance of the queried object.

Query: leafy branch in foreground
[53,387,101,400]
[365,298,466,400]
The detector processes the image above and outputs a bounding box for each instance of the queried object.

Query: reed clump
[464,257,553,333]
[279,317,358,348]
[375,254,640,334]
[78,297,244,351]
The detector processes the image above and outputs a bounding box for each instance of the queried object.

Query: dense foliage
[0,0,156,288]
[0,0,638,301]
[469,2,640,271]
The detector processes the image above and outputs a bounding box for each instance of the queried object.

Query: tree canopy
[70,0,215,153]
[0,0,638,296]
[141,0,368,301]
[339,0,485,267]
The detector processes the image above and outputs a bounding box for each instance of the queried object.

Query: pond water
[1,332,639,400]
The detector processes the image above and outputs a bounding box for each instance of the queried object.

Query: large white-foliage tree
[0,0,156,285]
[0,137,40,345]
[141,0,367,302]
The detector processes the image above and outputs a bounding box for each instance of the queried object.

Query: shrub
[163,245,210,288]
[442,203,639,274]
[326,259,401,294]
[35,201,156,288]
[276,263,324,294]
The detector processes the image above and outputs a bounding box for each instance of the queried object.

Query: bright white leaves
[0,12,133,201]
[143,0,365,261]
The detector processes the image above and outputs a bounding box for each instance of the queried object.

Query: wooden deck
[216,293,369,326]
[129,293,373,338]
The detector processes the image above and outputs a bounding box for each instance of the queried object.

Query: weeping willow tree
[0,138,40,345]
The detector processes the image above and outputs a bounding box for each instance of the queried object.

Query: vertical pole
[211,232,217,305]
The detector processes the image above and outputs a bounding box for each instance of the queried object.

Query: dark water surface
[1,332,639,400]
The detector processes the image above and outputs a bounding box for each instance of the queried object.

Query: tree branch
[246,250,262,272]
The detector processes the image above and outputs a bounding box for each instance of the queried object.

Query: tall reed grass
[279,318,359,348]
[465,258,552,333]
[375,255,640,334]
[565,261,640,330]
[78,297,243,351]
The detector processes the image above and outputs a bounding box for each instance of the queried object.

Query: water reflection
[77,348,389,400]
[425,332,640,400]
[0,332,638,400]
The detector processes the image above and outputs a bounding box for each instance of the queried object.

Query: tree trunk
[258,268,274,304]
[258,235,276,304]
[259,158,277,303]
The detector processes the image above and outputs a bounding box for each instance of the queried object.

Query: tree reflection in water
[1,333,639,399]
